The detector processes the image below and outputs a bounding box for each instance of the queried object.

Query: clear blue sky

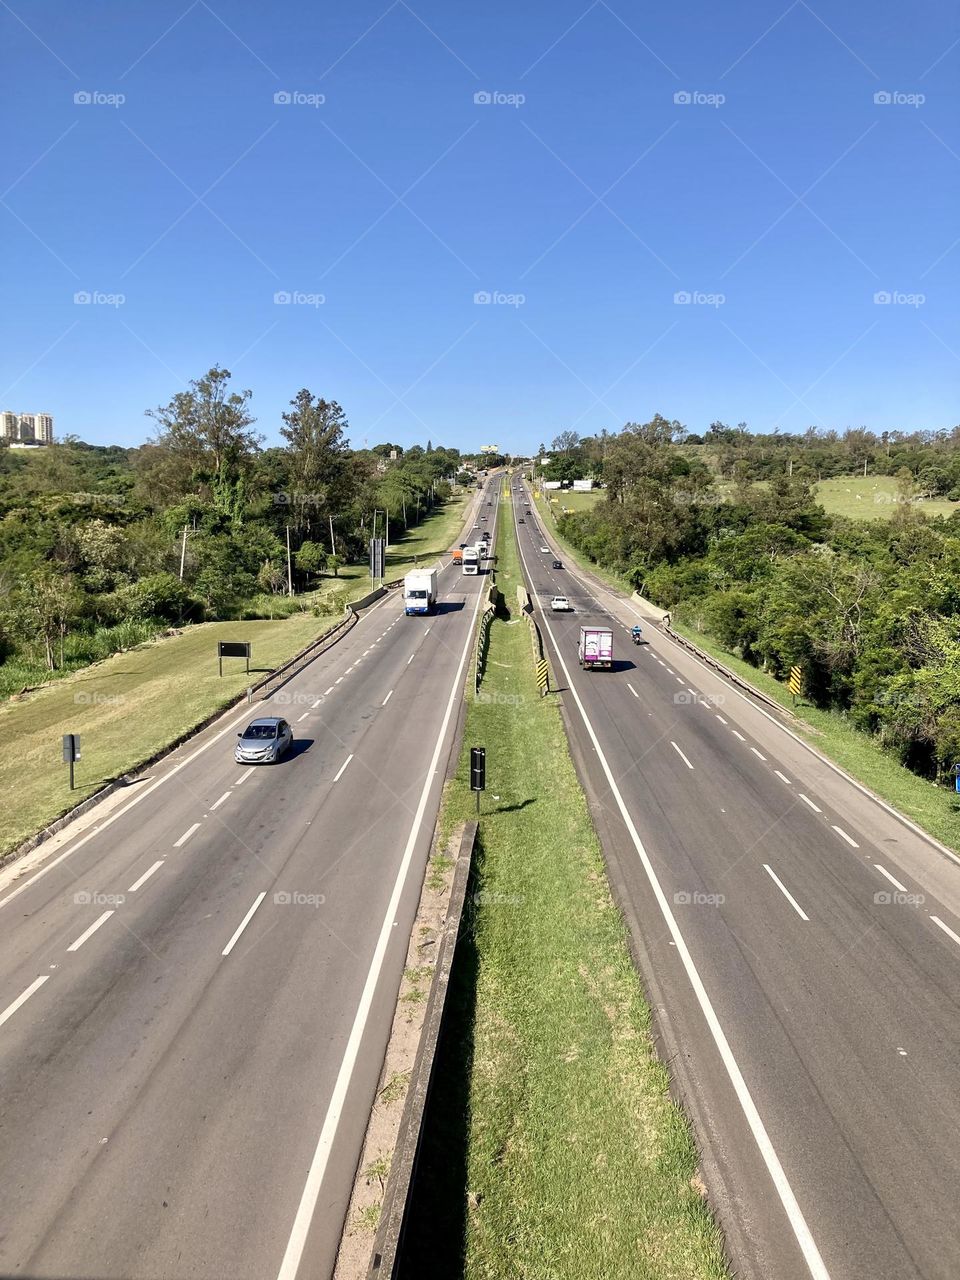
[3,0,958,453]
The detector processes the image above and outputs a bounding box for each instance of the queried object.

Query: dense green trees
[0,369,462,694]
[556,418,960,785]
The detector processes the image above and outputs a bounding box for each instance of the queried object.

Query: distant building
[1,411,54,444]
[572,479,594,491]
[479,444,499,455]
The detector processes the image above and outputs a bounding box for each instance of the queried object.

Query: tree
[147,366,261,481]
[279,391,354,534]
[552,430,580,453]
[7,569,79,670]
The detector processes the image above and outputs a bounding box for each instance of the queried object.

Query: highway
[0,479,500,1280]
[513,478,960,1280]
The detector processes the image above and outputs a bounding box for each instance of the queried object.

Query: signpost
[470,746,486,816]
[369,537,385,584]
[62,733,81,790]
[218,641,251,677]
[788,664,803,705]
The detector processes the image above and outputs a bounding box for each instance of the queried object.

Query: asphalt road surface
[514,479,960,1280]
[0,479,499,1280]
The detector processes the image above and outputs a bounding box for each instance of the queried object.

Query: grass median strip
[402,489,729,1279]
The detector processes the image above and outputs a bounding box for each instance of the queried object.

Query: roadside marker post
[62,733,81,791]
[470,746,486,817]
[536,658,549,695]
[788,664,803,705]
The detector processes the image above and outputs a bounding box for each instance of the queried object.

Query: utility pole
[179,525,188,580]
[286,526,293,595]
[328,514,336,557]
[385,509,390,550]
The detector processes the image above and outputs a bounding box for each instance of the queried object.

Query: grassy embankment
[402,482,729,1280]
[0,612,343,857]
[814,474,959,520]
[0,490,474,858]
[530,487,960,851]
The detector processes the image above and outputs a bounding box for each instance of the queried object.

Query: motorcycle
[631,627,643,645]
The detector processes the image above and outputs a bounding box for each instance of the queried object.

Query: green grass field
[815,475,959,520]
[403,483,729,1280]
[540,487,602,514]
[0,610,341,857]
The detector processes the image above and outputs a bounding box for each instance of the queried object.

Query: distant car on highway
[235,717,293,764]
[550,596,572,612]
[552,559,562,569]
[518,517,524,523]
[540,545,550,553]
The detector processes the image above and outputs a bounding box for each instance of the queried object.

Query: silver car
[235,716,293,764]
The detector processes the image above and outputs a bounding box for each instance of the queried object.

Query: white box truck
[403,568,438,615]
[578,626,613,670]
[462,547,480,575]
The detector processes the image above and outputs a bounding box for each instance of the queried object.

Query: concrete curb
[367,822,477,1278]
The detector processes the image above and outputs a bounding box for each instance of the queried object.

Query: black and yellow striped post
[536,658,549,695]
[788,664,803,706]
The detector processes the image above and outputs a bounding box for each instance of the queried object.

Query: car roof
[245,716,284,728]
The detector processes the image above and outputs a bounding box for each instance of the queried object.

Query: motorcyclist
[631,624,643,643]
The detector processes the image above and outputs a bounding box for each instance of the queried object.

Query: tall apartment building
[0,412,54,443]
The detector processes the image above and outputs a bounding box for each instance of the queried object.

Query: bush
[117,572,202,624]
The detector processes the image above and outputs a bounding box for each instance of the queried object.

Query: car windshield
[243,724,278,740]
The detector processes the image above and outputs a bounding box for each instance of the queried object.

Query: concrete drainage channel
[333,821,477,1280]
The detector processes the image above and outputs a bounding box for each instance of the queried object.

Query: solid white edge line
[173,822,200,848]
[275,554,486,1280]
[763,865,810,922]
[874,864,907,893]
[127,859,164,893]
[0,975,49,1029]
[221,892,267,957]
[382,690,394,707]
[515,499,831,1280]
[671,741,694,770]
[333,754,354,783]
[930,915,960,947]
[67,910,114,952]
[832,825,859,849]
[210,791,232,811]
[799,794,821,813]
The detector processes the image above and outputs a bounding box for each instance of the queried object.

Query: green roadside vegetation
[402,482,729,1280]
[0,609,340,857]
[308,485,472,613]
[668,621,960,850]
[530,482,960,854]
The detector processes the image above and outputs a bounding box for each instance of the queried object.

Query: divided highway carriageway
[514,475,960,1280]
[0,478,500,1280]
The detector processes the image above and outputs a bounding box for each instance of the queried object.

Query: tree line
[0,367,469,694]
[550,417,960,785]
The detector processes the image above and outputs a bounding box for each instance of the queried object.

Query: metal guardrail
[369,821,478,1278]
[661,622,788,716]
